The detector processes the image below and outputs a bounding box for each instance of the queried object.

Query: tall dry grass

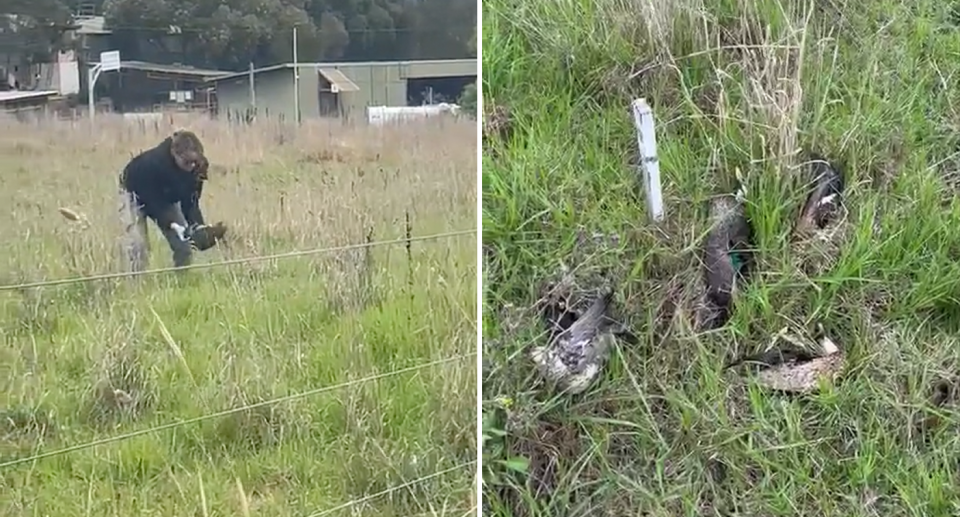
[0,113,474,278]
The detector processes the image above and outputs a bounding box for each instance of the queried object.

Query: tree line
[0,0,476,71]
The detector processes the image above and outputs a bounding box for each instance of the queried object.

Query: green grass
[482,0,960,514]
[0,115,476,516]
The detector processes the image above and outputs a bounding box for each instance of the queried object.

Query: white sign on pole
[100,50,121,72]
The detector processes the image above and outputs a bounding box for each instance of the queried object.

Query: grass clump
[482,0,960,515]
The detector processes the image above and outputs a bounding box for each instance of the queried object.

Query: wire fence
[307,461,477,517]
[0,228,480,514]
[0,353,478,514]
[0,352,475,469]
[401,509,476,517]
[0,228,476,291]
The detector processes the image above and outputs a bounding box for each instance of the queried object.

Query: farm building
[94,61,227,112]
[0,90,61,115]
[205,58,476,122]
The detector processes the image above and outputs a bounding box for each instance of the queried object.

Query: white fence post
[631,98,664,222]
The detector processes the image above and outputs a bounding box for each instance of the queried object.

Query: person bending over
[118,130,221,271]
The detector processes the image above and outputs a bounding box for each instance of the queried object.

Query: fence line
[402,509,476,517]
[307,461,477,517]
[374,509,474,517]
[0,229,477,292]
[0,352,475,470]
[404,508,476,517]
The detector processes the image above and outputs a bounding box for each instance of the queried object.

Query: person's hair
[169,130,205,172]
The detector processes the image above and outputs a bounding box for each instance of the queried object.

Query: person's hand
[170,222,189,242]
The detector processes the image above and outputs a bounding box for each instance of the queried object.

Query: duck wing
[703,195,751,311]
[726,347,820,371]
[798,153,844,231]
[555,288,615,372]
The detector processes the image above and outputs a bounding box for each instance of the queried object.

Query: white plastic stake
[631,98,664,222]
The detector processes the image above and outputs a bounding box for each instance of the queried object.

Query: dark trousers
[118,189,193,271]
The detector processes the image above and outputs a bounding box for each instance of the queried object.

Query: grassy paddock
[0,113,476,516]
[483,0,960,515]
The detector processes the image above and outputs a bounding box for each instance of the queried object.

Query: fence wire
[0,228,480,511]
[0,352,475,469]
[0,228,477,292]
[307,461,477,517]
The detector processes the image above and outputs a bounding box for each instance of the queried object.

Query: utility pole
[248,61,256,121]
[292,26,301,124]
[248,61,256,109]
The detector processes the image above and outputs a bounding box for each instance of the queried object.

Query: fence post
[631,98,664,222]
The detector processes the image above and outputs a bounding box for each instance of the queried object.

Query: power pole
[292,26,301,124]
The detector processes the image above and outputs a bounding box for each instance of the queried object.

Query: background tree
[100,0,476,70]
[102,0,321,69]
[0,0,76,64]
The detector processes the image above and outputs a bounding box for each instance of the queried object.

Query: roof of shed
[205,58,476,83]
[98,60,228,78]
[318,68,360,92]
[0,90,59,103]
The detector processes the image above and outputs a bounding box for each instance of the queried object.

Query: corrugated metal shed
[209,59,476,121]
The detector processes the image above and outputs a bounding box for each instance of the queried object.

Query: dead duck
[539,278,638,345]
[186,221,229,251]
[538,277,580,342]
[699,188,753,330]
[541,295,579,342]
[795,152,844,236]
[727,327,845,394]
[531,287,617,394]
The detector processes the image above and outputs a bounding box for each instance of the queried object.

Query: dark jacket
[120,137,205,228]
